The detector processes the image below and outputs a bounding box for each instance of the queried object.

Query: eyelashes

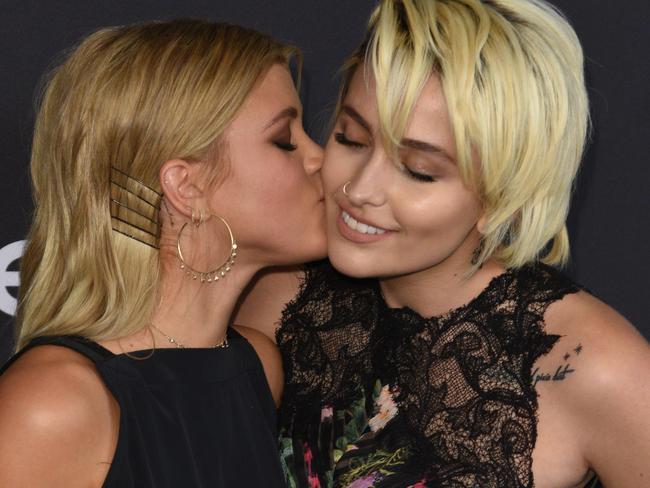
[335,132,435,183]
[274,141,297,152]
[334,132,366,149]
[401,165,435,183]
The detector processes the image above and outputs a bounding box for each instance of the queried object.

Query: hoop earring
[342,181,351,196]
[177,213,238,283]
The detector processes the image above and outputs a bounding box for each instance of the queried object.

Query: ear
[476,214,487,236]
[159,159,206,218]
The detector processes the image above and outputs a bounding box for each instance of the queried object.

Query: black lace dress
[277,260,379,487]
[278,262,601,488]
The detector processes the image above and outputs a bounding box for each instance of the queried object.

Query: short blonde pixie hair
[337,0,589,270]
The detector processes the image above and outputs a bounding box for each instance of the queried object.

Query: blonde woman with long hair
[0,19,326,487]
[272,1,650,487]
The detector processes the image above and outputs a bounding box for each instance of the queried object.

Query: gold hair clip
[110,166,162,249]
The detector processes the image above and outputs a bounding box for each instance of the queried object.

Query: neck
[231,265,304,341]
[380,255,505,318]
[150,261,260,348]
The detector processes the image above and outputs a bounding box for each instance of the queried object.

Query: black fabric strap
[0,335,113,375]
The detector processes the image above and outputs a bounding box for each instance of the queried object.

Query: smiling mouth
[341,210,388,235]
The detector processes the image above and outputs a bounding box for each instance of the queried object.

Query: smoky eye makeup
[400,163,436,183]
[333,118,370,149]
[398,150,443,183]
[272,125,297,152]
[274,140,297,151]
[334,131,366,149]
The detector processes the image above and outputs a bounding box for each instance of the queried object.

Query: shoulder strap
[0,335,113,375]
[519,263,582,304]
[227,326,265,366]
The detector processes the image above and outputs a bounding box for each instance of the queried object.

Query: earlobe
[476,214,487,235]
[160,159,205,217]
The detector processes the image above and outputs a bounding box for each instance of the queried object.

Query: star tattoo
[564,353,571,361]
[574,344,583,355]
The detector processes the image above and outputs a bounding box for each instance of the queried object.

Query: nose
[302,134,324,176]
[302,134,324,197]
[344,153,387,208]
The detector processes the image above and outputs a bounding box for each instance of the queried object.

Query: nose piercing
[342,181,351,196]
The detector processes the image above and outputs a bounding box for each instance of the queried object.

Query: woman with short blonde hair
[276,1,650,486]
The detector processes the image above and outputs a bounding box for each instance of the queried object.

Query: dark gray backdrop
[1,0,648,362]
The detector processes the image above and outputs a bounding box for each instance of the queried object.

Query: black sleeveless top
[278,262,602,488]
[1,327,286,487]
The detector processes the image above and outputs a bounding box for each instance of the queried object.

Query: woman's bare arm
[0,346,119,488]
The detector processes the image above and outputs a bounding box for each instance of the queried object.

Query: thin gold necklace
[150,323,229,349]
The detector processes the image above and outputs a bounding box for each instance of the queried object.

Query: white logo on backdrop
[0,240,26,316]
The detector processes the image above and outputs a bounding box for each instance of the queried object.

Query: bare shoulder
[233,325,284,407]
[542,291,650,485]
[545,290,649,378]
[541,290,649,400]
[0,344,114,428]
[0,345,119,487]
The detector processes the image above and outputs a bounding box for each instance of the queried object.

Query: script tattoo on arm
[532,343,583,387]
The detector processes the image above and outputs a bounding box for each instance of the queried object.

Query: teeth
[342,211,387,235]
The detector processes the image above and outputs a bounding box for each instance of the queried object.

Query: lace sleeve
[373,264,581,488]
[276,260,379,424]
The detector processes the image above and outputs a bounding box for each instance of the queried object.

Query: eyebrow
[340,105,372,133]
[264,107,299,130]
[341,104,454,163]
[402,138,454,163]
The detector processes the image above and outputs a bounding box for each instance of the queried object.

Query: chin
[327,250,378,279]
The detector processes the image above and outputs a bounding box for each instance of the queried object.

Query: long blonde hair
[17,19,300,350]
[337,0,589,270]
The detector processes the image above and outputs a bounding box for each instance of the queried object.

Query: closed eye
[334,132,366,149]
[274,141,297,152]
[400,163,435,183]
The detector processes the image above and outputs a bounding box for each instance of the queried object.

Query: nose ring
[342,181,351,196]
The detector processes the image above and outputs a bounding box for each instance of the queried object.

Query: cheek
[276,165,320,221]
[213,151,303,230]
[395,184,481,240]
[239,152,304,206]
[223,157,324,256]
[242,154,319,222]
